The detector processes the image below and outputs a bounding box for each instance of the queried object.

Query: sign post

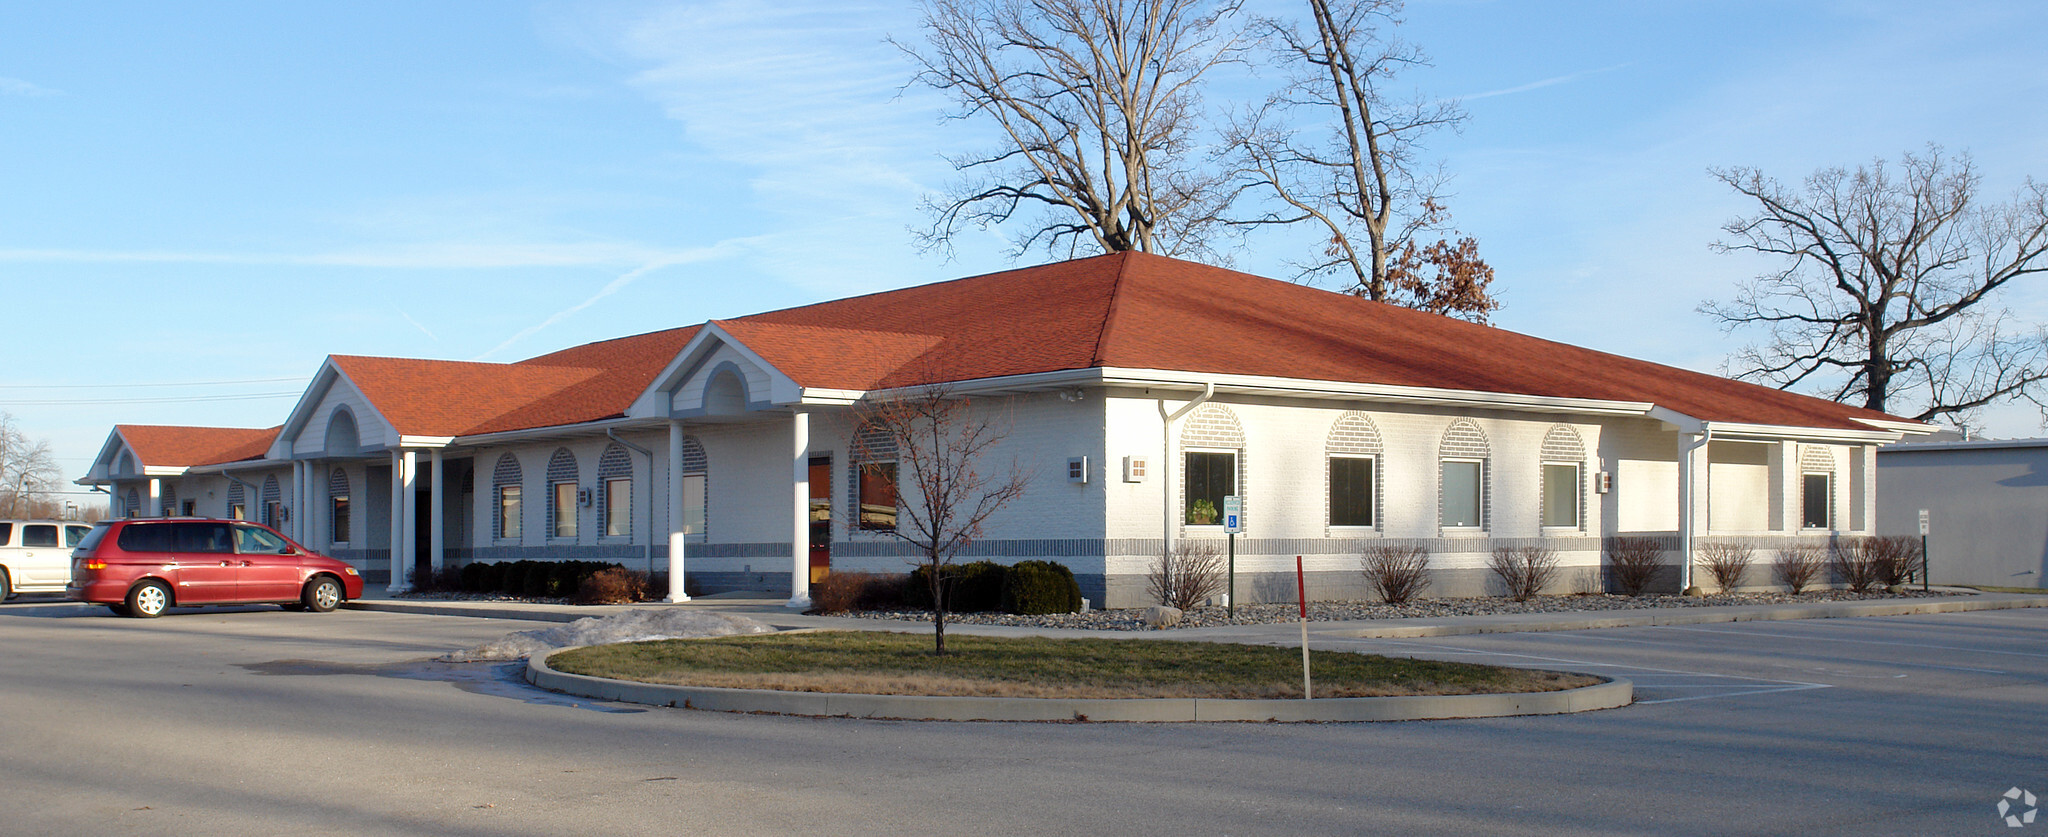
[1918,509,1931,592]
[1296,555,1311,700]
[1224,496,1242,618]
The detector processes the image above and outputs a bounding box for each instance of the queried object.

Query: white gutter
[1158,383,1215,560]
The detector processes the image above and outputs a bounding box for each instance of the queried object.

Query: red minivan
[67,518,364,618]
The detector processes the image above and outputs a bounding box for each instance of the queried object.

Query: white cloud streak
[472,242,746,360]
[0,77,60,97]
[1454,63,1631,103]
[0,241,724,269]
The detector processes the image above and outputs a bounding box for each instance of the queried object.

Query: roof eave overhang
[449,416,664,448]
[1096,367,1657,417]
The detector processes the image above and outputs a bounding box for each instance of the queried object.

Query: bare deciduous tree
[0,412,62,519]
[1148,538,1226,610]
[1703,146,2048,426]
[1225,0,1497,321]
[851,385,1030,655]
[896,0,1245,260]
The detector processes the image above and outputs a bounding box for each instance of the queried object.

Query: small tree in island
[851,383,1030,655]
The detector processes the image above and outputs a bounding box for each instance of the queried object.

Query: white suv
[1,520,95,600]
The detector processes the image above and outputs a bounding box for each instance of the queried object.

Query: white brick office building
[78,253,1929,607]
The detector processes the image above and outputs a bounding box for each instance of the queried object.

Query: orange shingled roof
[301,251,1901,438]
[118,425,279,468]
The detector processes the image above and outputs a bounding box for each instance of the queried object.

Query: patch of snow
[444,609,774,661]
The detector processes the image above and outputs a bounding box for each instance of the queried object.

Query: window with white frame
[493,453,523,540]
[1328,455,1374,527]
[1441,459,1484,528]
[680,473,705,534]
[1541,462,1580,528]
[547,448,580,540]
[1183,450,1236,526]
[598,444,633,539]
[1802,472,1832,529]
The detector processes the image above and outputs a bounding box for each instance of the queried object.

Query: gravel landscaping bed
[845,589,1961,632]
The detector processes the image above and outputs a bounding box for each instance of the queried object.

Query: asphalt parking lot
[2,597,2042,835]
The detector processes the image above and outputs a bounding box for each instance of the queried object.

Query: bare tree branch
[897,0,1245,261]
[1702,146,2048,426]
[850,384,1031,655]
[0,411,63,519]
[1221,0,1497,321]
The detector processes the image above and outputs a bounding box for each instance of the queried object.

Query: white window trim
[601,476,632,540]
[1800,471,1834,531]
[1440,457,1486,532]
[497,485,523,542]
[1540,460,1582,530]
[551,481,579,540]
[1327,453,1377,530]
[1182,447,1239,529]
[680,471,707,541]
[855,459,900,534]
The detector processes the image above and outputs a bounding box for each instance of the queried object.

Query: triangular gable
[84,424,280,483]
[628,322,807,419]
[271,358,405,459]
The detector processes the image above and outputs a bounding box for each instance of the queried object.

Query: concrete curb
[1324,594,2048,638]
[526,646,1634,722]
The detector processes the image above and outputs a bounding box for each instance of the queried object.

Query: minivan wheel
[303,577,342,613]
[127,581,171,618]
[0,567,13,601]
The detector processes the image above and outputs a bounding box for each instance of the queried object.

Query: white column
[399,449,418,589]
[292,461,306,541]
[429,449,445,575]
[666,420,690,602]
[148,478,161,517]
[388,451,406,593]
[1676,432,1706,592]
[788,409,811,609]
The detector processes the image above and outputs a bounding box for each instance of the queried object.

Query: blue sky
[4,0,2046,500]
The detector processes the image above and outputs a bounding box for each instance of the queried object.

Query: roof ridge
[1089,251,1137,368]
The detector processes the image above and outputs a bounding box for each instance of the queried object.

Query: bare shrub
[572,567,650,605]
[1605,537,1663,596]
[1773,545,1826,594]
[1698,542,1754,592]
[808,572,911,614]
[1830,541,1883,593]
[1359,544,1430,604]
[1861,536,1923,587]
[1149,540,1226,611]
[1489,546,1560,602]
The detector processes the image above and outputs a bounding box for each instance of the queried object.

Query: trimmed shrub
[573,567,650,605]
[1360,543,1430,604]
[1002,560,1082,615]
[473,561,503,594]
[1606,537,1663,596]
[1773,545,1825,594]
[1490,546,1560,602]
[1830,542,1884,592]
[1148,540,1226,611]
[907,560,1007,613]
[1698,542,1754,592]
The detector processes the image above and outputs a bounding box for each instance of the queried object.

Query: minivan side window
[234,525,291,555]
[66,526,90,547]
[174,523,234,553]
[0,523,12,545]
[23,525,59,547]
[117,523,177,553]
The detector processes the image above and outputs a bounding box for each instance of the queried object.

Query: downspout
[1678,426,1712,592]
[607,428,657,574]
[1157,383,1215,559]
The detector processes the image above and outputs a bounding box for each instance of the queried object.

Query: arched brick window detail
[124,488,140,518]
[1180,404,1246,529]
[679,435,708,538]
[1326,412,1384,532]
[327,468,351,543]
[227,480,245,512]
[1799,445,1838,530]
[598,444,633,538]
[1438,419,1491,531]
[846,425,897,532]
[547,448,581,540]
[1540,425,1588,531]
[161,484,179,517]
[492,453,523,540]
[260,475,282,527]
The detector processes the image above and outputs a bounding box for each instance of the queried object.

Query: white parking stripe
[1662,625,2048,659]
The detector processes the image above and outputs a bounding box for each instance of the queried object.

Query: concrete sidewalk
[343,587,2048,643]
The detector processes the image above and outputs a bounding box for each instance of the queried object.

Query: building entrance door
[808,457,831,583]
